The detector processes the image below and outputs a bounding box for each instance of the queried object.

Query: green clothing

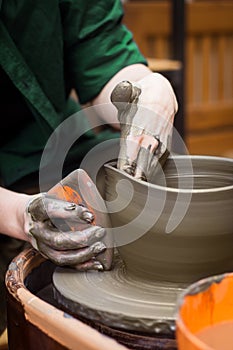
[0,0,147,335]
[0,0,146,187]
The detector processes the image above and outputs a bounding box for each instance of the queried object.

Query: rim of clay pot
[105,155,233,194]
[175,272,233,349]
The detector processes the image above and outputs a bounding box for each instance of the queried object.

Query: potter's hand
[111,73,178,181]
[24,194,106,271]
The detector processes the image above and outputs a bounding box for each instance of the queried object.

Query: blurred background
[122,0,233,157]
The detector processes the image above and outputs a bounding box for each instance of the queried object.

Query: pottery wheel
[53,256,186,335]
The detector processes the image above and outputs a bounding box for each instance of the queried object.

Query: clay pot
[104,155,233,283]
[176,272,233,350]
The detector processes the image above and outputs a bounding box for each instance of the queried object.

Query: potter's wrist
[18,193,34,241]
[23,193,47,247]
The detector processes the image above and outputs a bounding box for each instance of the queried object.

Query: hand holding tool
[111,73,178,180]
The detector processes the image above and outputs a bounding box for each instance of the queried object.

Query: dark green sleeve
[60,0,147,104]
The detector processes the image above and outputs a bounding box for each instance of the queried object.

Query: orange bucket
[176,272,233,350]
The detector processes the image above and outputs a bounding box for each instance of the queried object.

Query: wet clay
[104,156,233,283]
[196,320,233,350]
[53,155,233,334]
[53,254,184,334]
[48,169,113,270]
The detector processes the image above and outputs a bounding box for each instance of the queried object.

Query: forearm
[91,64,152,127]
[0,187,30,241]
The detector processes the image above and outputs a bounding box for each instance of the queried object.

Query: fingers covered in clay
[30,222,106,250]
[25,193,108,270]
[28,195,94,223]
[118,135,160,180]
[37,241,106,267]
[112,74,177,180]
[73,259,104,271]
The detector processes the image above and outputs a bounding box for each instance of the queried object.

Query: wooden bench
[123,1,233,157]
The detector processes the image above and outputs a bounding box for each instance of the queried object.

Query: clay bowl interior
[104,155,233,284]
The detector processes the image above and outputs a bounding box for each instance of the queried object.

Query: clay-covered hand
[24,194,106,271]
[111,73,178,181]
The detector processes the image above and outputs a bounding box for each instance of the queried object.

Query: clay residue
[53,256,183,335]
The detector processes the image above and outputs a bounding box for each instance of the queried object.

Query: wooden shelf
[147,58,182,72]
